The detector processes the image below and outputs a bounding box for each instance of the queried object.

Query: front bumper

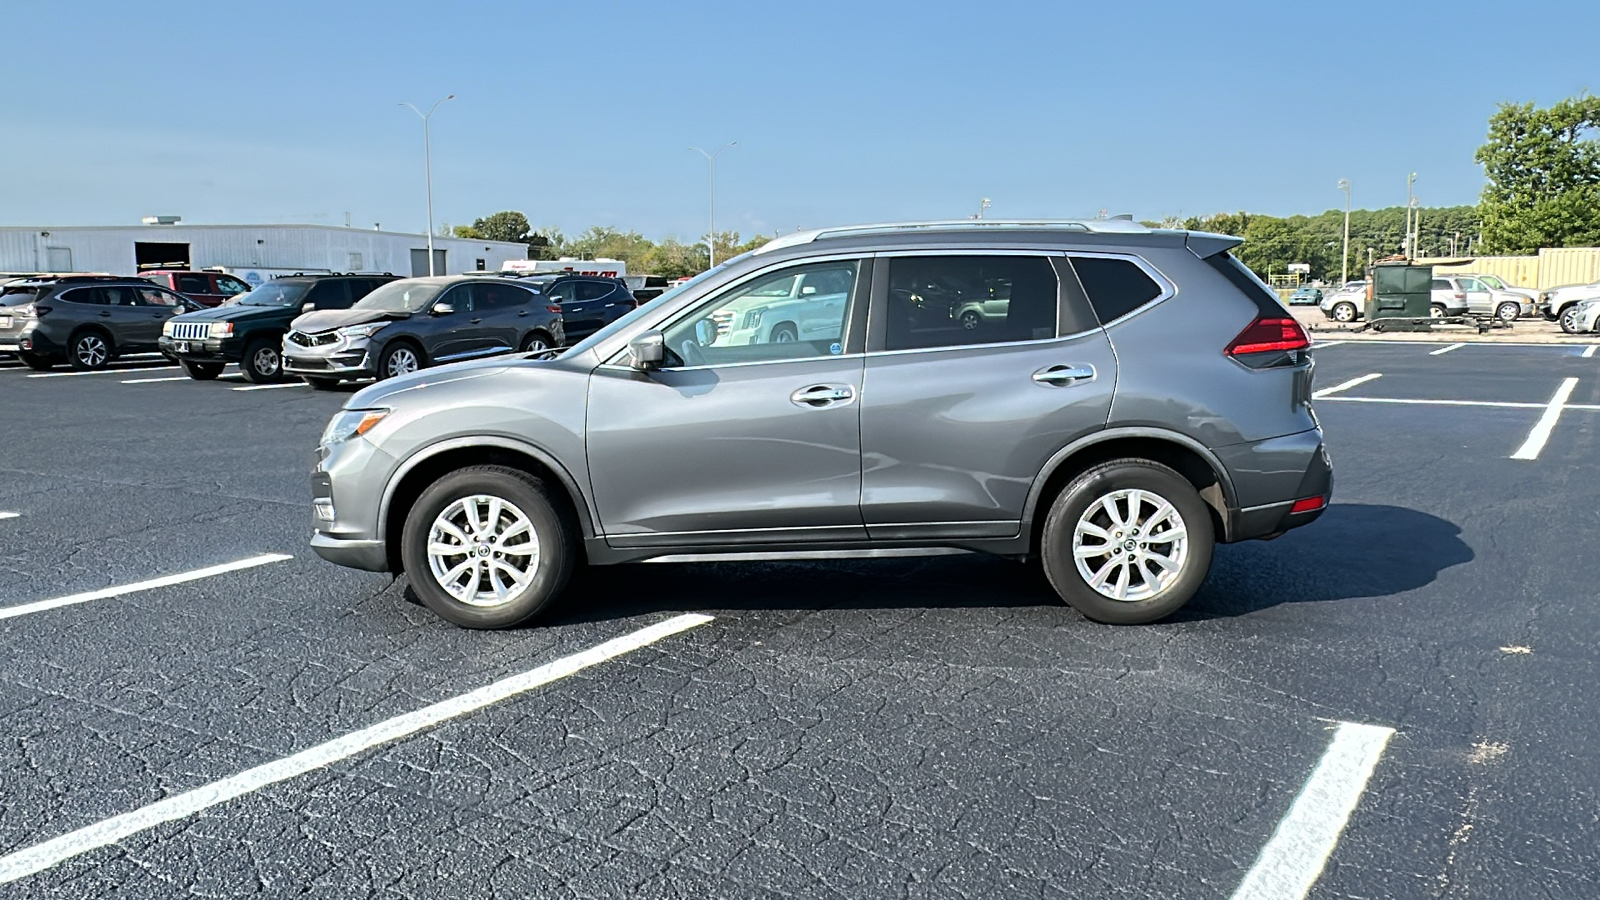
[309,434,397,572]
[159,335,243,363]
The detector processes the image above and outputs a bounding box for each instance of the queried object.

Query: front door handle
[1032,364,1096,386]
[470,317,482,324]
[790,384,855,408]
[98,311,113,318]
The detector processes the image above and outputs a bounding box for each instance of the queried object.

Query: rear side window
[473,282,529,310]
[60,288,105,305]
[577,281,613,302]
[1072,256,1166,323]
[308,280,353,310]
[1199,253,1285,317]
[1430,279,1450,291]
[177,274,211,293]
[100,286,139,306]
[884,255,1059,351]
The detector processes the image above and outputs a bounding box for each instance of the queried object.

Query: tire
[1331,302,1357,323]
[239,337,285,383]
[960,310,982,330]
[1560,305,1581,334]
[17,353,53,371]
[519,331,553,354]
[1495,301,1520,323]
[770,324,798,343]
[1040,458,1215,625]
[400,465,578,629]
[1430,304,1447,319]
[378,342,423,379]
[68,331,111,370]
[181,360,224,380]
[304,376,341,391]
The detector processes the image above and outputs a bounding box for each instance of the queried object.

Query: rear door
[858,253,1115,539]
[470,281,535,353]
[94,285,160,349]
[553,280,605,341]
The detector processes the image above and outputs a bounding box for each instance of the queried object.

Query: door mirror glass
[628,330,664,370]
[432,301,454,316]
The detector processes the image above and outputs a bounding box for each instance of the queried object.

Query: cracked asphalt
[1,345,1598,898]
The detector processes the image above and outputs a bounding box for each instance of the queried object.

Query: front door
[859,253,1117,539]
[425,284,493,362]
[586,258,870,548]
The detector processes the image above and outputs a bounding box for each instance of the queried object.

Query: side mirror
[628,330,664,370]
[301,302,316,313]
[432,301,454,316]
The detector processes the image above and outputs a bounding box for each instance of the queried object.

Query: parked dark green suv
[160,274,396,382]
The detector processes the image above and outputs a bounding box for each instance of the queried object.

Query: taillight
[1454,292,1466,300]
[1226,316,1310,357]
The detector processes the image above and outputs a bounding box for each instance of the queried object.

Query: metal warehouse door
[409,248,447,276]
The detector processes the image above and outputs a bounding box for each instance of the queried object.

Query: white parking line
[0,512,18,521]
[1230,721,1395,900]
[27,366,176,379]
[1511,377,1579,460]
[0,554,292,620]
[0,613,714,885]
[1311,373,1382,399]
[121,376,190,384]
[1311,340,1346,349]
[1429,343,1465,356]
[233,382,307,392]
[1584,345,1598,359]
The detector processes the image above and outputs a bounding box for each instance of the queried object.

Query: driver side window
[660,259,860,368]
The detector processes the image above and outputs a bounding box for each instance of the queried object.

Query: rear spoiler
[1185,231,1244,259]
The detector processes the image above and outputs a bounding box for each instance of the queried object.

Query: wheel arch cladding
[1028,435,1232,556]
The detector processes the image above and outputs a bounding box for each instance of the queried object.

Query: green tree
[471,210,533,244]
[452,224,483,239]
[1475,95,1600,253]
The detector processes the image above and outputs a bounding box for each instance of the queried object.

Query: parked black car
[281,275,563,389]
[529,275,637,344]
[0,275,199,371]
[160,274,398,382]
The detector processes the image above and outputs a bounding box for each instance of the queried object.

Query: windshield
[562,258,742,356]
[238,282,311,306]
[354,280,446,312]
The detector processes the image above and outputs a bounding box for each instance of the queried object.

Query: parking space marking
[233,382,308,392]
[1429,343,1465,356]
[1311,340,1346,349]
[1585,345,1598,359]
[1230,721,1395,900]
[0,554,292,621]
[0,512,18,521]
[27,366,177,379]
[121,376,190,384]
[0,613,714,886]
[1312,373,1382,399]
[1511,377,1579,460]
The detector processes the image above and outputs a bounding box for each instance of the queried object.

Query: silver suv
[309,221,1332,628]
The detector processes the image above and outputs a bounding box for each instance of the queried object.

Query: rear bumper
[1216,428,1332,542]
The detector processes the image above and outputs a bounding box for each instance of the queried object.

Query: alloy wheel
[1071,488,1189,603]
[425,494,542,607]
[386,347,419,376]
[252,346,280,377]
[75,335,108,368]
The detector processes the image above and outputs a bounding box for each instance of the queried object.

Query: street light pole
[1404,172,1417,258]
[1337,179,1351,285]
[690,142,736,268]
[400,95,455,276]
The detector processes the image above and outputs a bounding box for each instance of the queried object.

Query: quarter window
[1070,257,1164,324]
[884,255,1059,351]
[660,260,860,367]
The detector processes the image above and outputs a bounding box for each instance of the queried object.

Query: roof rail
[751,218,1155,255]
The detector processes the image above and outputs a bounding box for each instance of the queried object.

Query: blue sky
[4,0,1596,241]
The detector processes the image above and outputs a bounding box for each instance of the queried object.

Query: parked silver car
[1320,282,1368,323]
[309,220,1331,629]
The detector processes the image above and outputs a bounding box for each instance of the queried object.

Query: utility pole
[1404,172,1417,258]
[976,198,991,220]
[689,142,736,268]
[399,95,455,276]
[1337,179,1352,285]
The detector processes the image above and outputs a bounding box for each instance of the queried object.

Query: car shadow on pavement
[1179,502,1473,620]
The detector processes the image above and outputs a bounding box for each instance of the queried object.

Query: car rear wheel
[1430,303,1447,319]
[1494,301,1520,323]
[181,360,224,380]
[241,338,284,383]
[379,343,422,379]
[1560,306,1582,334]
[519,332,552,354]
[304,376,341,391]
[69,332,110,370]
[1331,302,1357,323]
[1040,459,1215,625]
[400,466,578,629]
[17,353,53,371]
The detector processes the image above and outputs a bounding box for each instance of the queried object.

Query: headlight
[744,307,765,330]
[336,323,387,340]
[162,320,176,336]
[321,408,390,446]
[211,322,234,337]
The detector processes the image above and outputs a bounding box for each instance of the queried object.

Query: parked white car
[708,265,855,346]
[1539,281,1600,333]
[1568,297,1600,334]
[1319,283,1368,323]
[1466,274,1537,314]
[1445,274,1527,322]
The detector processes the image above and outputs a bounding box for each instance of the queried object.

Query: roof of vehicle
[750,219,1240,258]
[6,274,146,287]
[265,272,401,283]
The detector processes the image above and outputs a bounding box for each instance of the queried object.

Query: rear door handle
[98,311,113,318]
[1032,364,1096,386]
[790,384,855,408]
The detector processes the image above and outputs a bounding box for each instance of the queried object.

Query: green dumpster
[1366,261,1434,321]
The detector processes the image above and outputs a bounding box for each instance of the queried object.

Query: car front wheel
[1040,459,1215,624]
[400,466,577,629]
[1331,302,1357,323]
[1494,301,1520,323]
[241,338,284,383]
[181,360,224,380]
[1560,306,1582,334]
[379,343,422,379]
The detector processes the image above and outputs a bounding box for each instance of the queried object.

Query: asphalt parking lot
[2,346,1599,899]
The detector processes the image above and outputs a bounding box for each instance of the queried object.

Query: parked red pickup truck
[138,270,252,308]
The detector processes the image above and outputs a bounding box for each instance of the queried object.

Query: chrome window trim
[864,330,1103,359]
[1062,250,1177,327]
[597,351,866,375]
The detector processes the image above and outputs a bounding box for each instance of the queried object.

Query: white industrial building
[0,222,529,287]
